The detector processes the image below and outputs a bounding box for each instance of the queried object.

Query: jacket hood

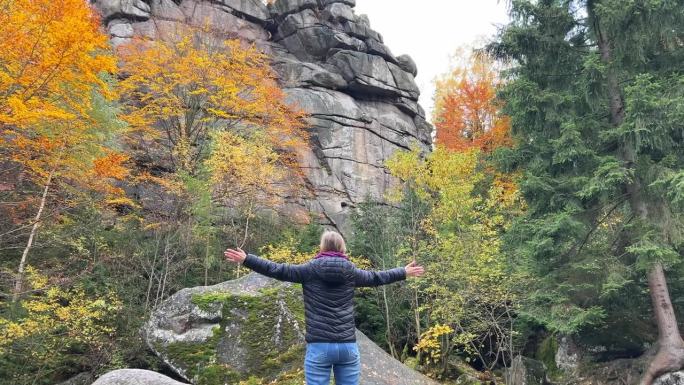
[314,257,355,284]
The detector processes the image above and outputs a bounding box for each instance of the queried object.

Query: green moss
[176,286,306,384]
[535,335,560,378]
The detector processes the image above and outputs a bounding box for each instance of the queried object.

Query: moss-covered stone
[535,335,560,378]
[159,286,306,384]
[144,273,440,385]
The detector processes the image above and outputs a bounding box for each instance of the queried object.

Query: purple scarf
[314,251,349,260]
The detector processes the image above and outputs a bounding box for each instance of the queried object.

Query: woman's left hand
[405,260,425,278]
[224,248,247,264]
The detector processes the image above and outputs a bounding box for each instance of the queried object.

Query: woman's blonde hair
[319,230,346,253]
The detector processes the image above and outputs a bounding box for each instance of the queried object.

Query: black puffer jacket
[243,254,406,342]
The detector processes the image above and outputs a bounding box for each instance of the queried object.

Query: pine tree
[493,1,684,383]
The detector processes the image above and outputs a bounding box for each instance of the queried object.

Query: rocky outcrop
[505,356,550,385]
[90,0,432,234]
[92,369,187,385]
[654,372,684,385]
[141,273,439,385]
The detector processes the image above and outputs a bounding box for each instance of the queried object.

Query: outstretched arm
[224,248,310,283]
[354,261,425,287]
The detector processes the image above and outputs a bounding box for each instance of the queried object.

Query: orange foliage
[0,0,116,130]
[118,29,307,176]
[0,0,126,215]
[433,50,511,153]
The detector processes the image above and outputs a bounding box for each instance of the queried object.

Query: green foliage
[535,336,559,377]
[492,0,684,353]
[384,147,525,373]
[0,268,123,385]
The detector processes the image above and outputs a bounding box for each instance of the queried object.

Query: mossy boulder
[143,273,439,385]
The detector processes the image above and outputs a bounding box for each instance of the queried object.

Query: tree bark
[590,3,684,383]
[12,171,53,302]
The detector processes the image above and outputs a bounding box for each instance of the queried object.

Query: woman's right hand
[405,260,425,278]
[224,248,247,264]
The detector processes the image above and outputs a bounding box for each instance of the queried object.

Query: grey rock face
[142,273,439,385]
[269,0,318,18]
[555,335,580,373]
[92,0,432,234]
[94,0,151,21]
[218,0,270,23]
[320,0,356,6]
[323,3,356,22]
[505,356,550,385]
[327,50,420,99]
[655,372,684,385]
[92,369,186,385]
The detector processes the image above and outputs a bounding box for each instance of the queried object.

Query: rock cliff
[139,273,439,385]
[90,0,432,233]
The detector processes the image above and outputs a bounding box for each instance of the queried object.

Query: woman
[224,230,424,385]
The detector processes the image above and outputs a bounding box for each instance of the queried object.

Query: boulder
[92,369,186,385]
[555,335,580,373]
[327,50,420,100]
[396,54,418,77]
[339,19,383,42]
[217,0,271,23]
[269,0,318,19]
[108,20,134,38]
[322,3,356,23]
[505,356,550,385]
[365,38,398,64]
[274,58,348,89]
[655,372,684,385]
[144,273,439,385]
[456,374,484,385]
[94,0,151,21]
[276,8,320,38]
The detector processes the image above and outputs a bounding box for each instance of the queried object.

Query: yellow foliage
[387,146,525,369]
[414,324,454,363]
[261,237,371,268]
[118,29,307,176]
[207,131,292,211]
[0,267,123,357]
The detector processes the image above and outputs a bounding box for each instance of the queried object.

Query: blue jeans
[304,342,361,385]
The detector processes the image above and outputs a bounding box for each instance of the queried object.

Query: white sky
[354,0,510,122]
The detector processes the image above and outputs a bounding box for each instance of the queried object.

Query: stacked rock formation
[91,0,432,232]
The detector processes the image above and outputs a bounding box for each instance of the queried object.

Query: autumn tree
[433,50,511,153]
[118,31,306,177]
[493,1,684,383]
[117,28,308,288]
[385,147,524,375]
[0,0,125,301]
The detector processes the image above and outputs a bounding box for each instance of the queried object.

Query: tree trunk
[12,171,53,302]
[591,4,684,383]
[381,285,398,358]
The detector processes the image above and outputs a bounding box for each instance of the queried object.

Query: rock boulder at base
[93,0,151,21]
[655,372,684,385]
[505,356,550,385]
[92,369,187,385]
[143,273,439,385]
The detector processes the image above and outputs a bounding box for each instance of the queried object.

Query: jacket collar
[314,251,349,260]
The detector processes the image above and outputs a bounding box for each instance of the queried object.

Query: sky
[354,1,510,122]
